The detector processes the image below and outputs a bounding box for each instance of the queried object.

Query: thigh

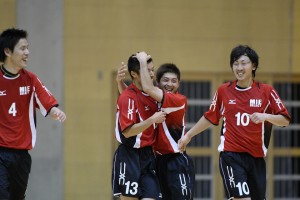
[157,153,195,200]
[140,147,160,200]
[0,150,31,200]
[248,157,266,200]
[9,151,31,200]
[120,195,138,200]
[112,145,141,198]
[140,171,160,200]
[0,157,9,199]
[219,152,251,199]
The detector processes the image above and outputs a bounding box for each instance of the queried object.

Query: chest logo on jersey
[145,105,150,111]
[228,99,236,104]
[250,99,262,107]
[19,86,30,95]
[0,90,6,96]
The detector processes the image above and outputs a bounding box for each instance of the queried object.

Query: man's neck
[1,64,19,77]
[132,80,142,91]
[2,63,20,75]
[236,79,253,88]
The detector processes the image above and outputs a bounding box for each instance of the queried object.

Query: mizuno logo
[127,99,134,120]
[271,90,284,109]
[119,162,126,185]
[145,105,150,111]
[179,173,188,196]
[227,166,235,188]
[209,92,218,111]
[0,90,6,96]
[229,99,236,104]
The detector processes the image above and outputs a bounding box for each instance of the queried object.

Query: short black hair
[0,28,28,62]
[156,63,180,82]
[127,53,153,79]
[230,45,259,77]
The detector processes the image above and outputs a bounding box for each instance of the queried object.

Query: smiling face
[5,38,29,71]
[232,55,256,87]
[158,72,179,93]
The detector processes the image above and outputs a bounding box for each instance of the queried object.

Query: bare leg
[120,195,138,200]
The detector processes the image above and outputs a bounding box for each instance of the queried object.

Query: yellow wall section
[0,0,15,66]
[64,0,299,199]
[293,0,300,72]
[0,0,16,30]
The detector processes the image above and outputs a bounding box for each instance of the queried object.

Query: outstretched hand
[49,107,66,122]
[116,62,127,82]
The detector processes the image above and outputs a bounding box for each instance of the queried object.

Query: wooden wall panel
[0,0,16,30]
[293,0,300,73]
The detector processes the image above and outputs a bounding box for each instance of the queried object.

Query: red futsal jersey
[154,91,187,155]
[205,80,291,157]
[0,69,58,150]
[115,84,158,148]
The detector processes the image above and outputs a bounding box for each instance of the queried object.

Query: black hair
[156,63,181,82]
[230,45,259,77]
[127,53,153,79]
[0,28,28,62]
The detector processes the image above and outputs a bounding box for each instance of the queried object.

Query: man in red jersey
[0,28,66,200]
[135,52,195,200]
[116,52,195,200]
[178,45,291,200]
[112,54,166,200]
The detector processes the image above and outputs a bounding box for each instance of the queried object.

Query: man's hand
[134,51,151,64]
[116,62,127,82]
[149,111,166,124]
[249,112,266,124]
[49,107,66,122]
[178,134,191,153]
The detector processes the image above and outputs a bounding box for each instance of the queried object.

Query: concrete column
[16,0,64,199]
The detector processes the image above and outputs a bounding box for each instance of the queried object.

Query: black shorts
[219,151,266,200]
[0,147,32,200]
[112,144,160,199]
[156,152,195,200]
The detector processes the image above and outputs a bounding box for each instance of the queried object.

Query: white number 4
[9,102,17,116]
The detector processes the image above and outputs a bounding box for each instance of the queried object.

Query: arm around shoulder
[122,111,166,138]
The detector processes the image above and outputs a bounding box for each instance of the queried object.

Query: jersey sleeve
[268,87,291,123]
[33,76,58,117]
[204,87,223,125]
[117,95,137,132]
[161,91,187,108]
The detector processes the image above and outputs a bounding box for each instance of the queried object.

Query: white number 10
[235,112,249,126]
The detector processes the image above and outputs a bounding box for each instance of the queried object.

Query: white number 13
[9,102,17,117]
[235,112,249,126]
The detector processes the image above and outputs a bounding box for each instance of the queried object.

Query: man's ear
[4,48,11,56]
[131,71,138,78]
